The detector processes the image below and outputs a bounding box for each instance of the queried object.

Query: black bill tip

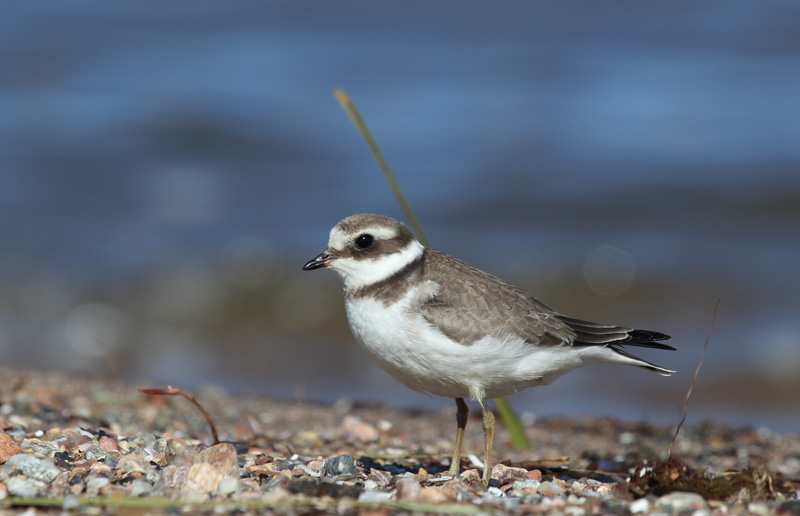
[303,252,332,271]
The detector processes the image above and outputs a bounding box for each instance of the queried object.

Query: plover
[303,213,674,483]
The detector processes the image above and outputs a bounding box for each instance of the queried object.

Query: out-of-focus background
[2,2,798,432]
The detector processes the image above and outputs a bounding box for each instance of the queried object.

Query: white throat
[330,240,424,292]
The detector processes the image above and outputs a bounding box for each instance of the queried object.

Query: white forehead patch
[328,224,398,251]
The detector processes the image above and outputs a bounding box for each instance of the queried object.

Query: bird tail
[609,345,676,376]
[556,315,676,376]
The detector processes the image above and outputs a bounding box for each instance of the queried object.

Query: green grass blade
[333,87,429,247]
[333,86,532,451]
[495,397,530,450]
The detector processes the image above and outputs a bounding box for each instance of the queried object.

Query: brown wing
[418,250,575,346]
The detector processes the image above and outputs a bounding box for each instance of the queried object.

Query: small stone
[528,469,542,481]
[0,433,23,464]
[197,443,239,479]
[89,461,112,473]
[511,479,541,496]
[491,463,529,485]
[656,491,709,512]
[618,432,636,445]
[248,464,280,477]
[180,490,210,503]
[539,480,563,496]
[83,444,106,461]
[359,490,393,502]
[748,502,771,515]
[62,495,81,510]
[217,477,239,496]
[340,415,380,441]
[186,463,224,493]
[629,497,650,514]
[98,436,120,453]
[418,486,457,504]
[487,486,504,497]
[395,477,422,500]
[4,454,60,483]
[86,476,110,497]
[117,454,152,476]
[7,477,47,497]
[321,454,357,477]
[458,469,481,481]
[596,484,613,497]
[166,438,196,468]
[276,459,302,471]
[159,464,190,488]
[126,479,152,497]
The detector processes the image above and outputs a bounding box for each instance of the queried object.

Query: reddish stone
[0,433,23,465]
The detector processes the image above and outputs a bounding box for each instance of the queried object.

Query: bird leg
[479,397,495,484]
[448,397,469,477]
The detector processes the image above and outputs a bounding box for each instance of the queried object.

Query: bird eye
[355,234,374,249]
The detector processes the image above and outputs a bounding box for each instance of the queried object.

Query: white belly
[344,288,596,400]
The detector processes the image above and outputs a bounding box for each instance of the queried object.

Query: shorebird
[303,213,675,483]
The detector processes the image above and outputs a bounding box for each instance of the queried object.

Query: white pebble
[629,497,650,513]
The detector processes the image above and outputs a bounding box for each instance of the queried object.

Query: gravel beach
[0,367,797,515]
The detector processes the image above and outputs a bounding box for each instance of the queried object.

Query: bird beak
[303,251,333,271]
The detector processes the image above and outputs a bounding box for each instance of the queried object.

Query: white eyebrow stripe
[328,225,398,250]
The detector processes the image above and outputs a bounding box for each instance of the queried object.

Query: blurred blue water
[1,1,799,431]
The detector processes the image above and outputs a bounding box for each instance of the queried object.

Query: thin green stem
[333,87,429,247]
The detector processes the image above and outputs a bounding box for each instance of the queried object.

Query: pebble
[340,415,380,441]
[0,433,23,464]
[320,454,357,478]
[419,486,457,504]
[528,469,543,481]
[6,477,47,497]
[747,502,771,515]
[126,479,153,497]
[117,453,152,476]
[217,477,240,496]
[359,490,393,502]
[62,495,81,510]
[510,479,541,496]
[83,444,106,461]
[491,463,529,485]
[395,477,422,500]
[629,497,651,513]
[4,454,60,482]
[86,476,110,497]
[186,463,225,493]
[656,491,710,512]
[539,480,564,496]
[277,458,303,471]
[197,443,239,479]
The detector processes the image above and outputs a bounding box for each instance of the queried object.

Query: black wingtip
[626,330,676,350]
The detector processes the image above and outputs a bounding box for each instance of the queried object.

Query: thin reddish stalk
[666,299,720,460]
[140,387,220,444]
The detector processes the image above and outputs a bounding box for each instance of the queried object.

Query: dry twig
[140,386,220,444]
[666,299,720,460]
